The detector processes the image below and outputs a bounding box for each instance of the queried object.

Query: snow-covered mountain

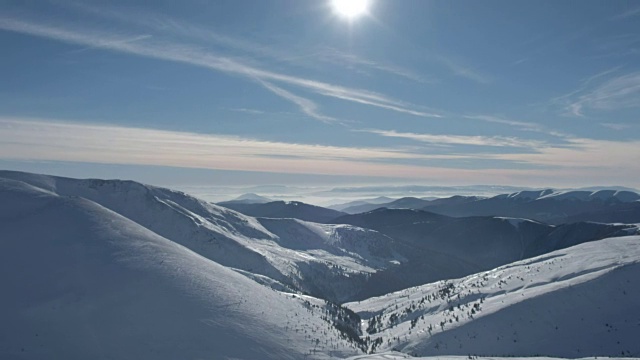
[345,236,640,357]
[0,177,363,359]
[505,189,640,202]
[331,208,639,298]
[0,171,401,302]
[255,217,406,301]
[2,170,639,359]
[338,190,640,225]
[220,192,274,204]
[420,189,640,224]
[219,200,347,223]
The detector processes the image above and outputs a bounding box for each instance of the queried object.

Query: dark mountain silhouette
[218,200,346,223]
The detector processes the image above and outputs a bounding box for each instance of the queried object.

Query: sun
[331,0,370,19]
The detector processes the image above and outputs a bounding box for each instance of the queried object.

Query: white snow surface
[257,218,405,273]
[0,171,402,301]
[0,177,362,359]
[345,236,640,358]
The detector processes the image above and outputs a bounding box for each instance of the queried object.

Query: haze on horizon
[1,0,640,190]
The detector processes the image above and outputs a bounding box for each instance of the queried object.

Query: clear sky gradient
[1,0,639,190]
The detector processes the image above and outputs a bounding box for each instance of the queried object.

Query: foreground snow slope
[0,178,362,359]
[0,171,402,302]
[345,236,640,358]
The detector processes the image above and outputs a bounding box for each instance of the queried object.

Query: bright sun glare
[331,0,370,19]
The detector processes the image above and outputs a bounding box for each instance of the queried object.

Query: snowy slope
[345,236,640,357]
[0,171,401,302]
[0,178,363,359]
[0,171,289,280]
[258,218,403,270]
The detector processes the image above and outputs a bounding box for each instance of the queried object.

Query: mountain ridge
[0,177,361,359]
[219,199,347,223]
[0,171,403,302]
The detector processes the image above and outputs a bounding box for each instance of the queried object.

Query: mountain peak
[221,193,273,204]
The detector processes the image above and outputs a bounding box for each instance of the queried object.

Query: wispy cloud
[600,122,634,131]
[0,16,440,119]
[511,58,529,66]
[2,117,640,186]
[359,129,547,148]
[67,3,433,85]
[0,117,465,178]
[588,34,640,60]
[66,2,300,63]
[463,114,575,141]
[229,108,266,115]
[316,48,435,84]
[560,71,640,116]
[436,56,492,84]
[488,137,640,172]
[462,115,544,132]
[581,66,624,86]
[610,6,640,20]
[67,34,153,54]
[256,80,337,123]
[356,126,640,180]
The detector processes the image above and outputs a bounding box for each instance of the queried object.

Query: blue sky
[1,0,640,190]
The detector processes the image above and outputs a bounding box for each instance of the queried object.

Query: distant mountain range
[328,196,396,211]
[219,187,640,227]
[420,189,640,224]
[340,196,481,214]
[333,189,640,224]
